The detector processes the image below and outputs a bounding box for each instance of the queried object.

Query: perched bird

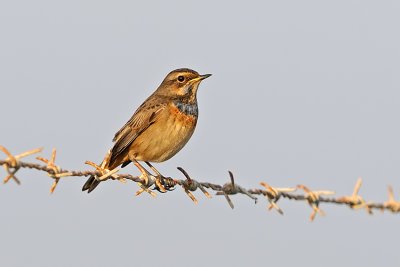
[82,68,211,193]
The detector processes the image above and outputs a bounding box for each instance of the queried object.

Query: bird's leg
[145,161,167,193]
[131,160,157,197]
[133,159,153,186]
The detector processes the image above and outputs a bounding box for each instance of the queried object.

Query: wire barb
[85,150,122,183]
[177,166,211,204]
[297,184,335,221]
[0,146,43,184]
[337,178,372,213]
[260,182,296,215]
[36,148,72,193]
[216,171,257,209]
[384,186,400,213]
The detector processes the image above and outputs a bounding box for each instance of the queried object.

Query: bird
[82,68,211,193]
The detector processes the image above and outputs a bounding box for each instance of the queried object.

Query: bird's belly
[130,106,197,162]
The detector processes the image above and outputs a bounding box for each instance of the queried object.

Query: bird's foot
[145,162,175,193]
[133,160,157,197]
[132,160,175,195]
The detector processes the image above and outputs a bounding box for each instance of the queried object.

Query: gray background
[1,0,399,266]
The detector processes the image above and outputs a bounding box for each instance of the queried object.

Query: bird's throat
[173,101,198,117]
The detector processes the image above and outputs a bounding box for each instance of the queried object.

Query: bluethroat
[82,68,211,193]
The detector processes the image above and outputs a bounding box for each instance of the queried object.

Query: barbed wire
[1,145,399,220]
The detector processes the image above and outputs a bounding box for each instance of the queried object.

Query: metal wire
[1,145,399,221]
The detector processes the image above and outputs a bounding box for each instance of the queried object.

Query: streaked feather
[109,99,166,167]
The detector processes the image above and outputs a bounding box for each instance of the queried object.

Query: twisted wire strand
[1,146,399,220]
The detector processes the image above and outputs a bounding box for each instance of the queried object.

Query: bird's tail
[82,175,101,193]
[82,152,112,193]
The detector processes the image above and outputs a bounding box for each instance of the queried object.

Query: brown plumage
[82,68,211,192]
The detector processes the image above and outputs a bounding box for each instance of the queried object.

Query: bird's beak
[191,73,212,83]
[200,74,212,80]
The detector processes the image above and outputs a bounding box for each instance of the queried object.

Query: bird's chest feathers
[172,101,198,118]
[158,102,197,153]
[132,102,198,162]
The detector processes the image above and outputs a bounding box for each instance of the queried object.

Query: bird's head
[156,68,211,101]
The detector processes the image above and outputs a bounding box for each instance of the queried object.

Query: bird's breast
[129,102,198,162]
[173,101,198,117]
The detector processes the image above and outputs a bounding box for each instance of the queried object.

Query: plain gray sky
[1,0,399,266]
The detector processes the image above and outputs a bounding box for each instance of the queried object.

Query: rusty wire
[1,146,399,221]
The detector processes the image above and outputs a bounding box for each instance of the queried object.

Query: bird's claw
[152,175,175,193]
[133,160,175,195]
[144,161,175,193]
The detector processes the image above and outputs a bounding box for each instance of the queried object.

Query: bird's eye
[177,75,185,82]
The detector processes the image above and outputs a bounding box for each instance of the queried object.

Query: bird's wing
[109,100,166,164]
